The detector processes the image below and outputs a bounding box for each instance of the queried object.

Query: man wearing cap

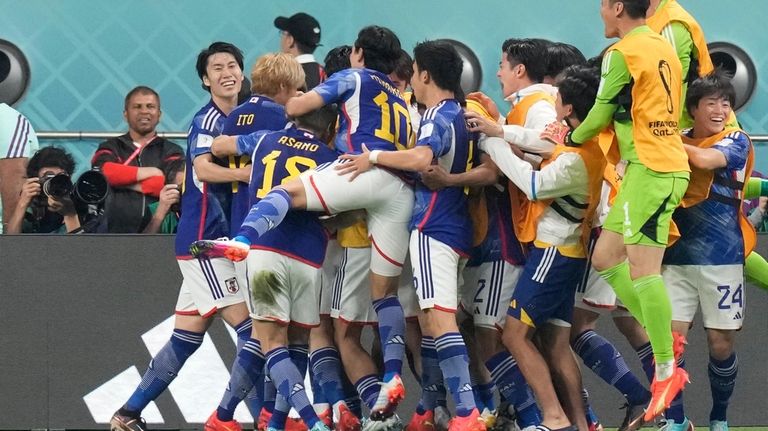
[275,12,325,89]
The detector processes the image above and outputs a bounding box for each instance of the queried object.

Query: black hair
[501,38,550,84]
[392,49,414,82]
[610,0,650,19]
[324,45,352,76]
[163,157,186,183]
[27,147,76,177]
[295,40,317,55]
[556,65,601,122]
[685,70,737,115]
[124,86,160,111]
[195,42,244,92]
[295,104,339,140]
[354,26,401,74]
[413,40,465,103]
[545,43,586,79]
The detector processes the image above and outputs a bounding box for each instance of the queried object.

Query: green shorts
[603,163,689,247]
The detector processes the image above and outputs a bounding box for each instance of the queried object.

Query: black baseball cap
[274,13,321,48]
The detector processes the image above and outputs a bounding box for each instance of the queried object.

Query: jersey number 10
[373,91,413,150]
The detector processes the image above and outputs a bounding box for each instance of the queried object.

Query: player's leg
[538,323,588,431]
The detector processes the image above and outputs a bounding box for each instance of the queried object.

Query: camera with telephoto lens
[36,169,109,206]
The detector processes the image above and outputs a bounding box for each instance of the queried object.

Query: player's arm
[189,128,250,184]
[0,157,27,231]
[480,136,586,200]
[421,152,499,190]
[685,132,749,171]
[285,91,325,117]
[336,144,433,180]
[683,145,726,170]
[287,70,357,118]
[211,135,238,158]
[570,50,630,145]
[662,22,694,81]
[745,177,768,200]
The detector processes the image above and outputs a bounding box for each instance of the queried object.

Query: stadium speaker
[707,42,757,112]
[0,39,30,106]
[436,39,482,94]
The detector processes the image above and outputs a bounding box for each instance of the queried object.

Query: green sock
[599,261,644,325]
[744,177,768,199]
[634,274,674,363]
[745,252,768,291]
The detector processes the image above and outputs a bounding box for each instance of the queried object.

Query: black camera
[37,169,109,205]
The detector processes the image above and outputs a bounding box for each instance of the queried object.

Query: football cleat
[658,417,694,431]
[406,410,435,431]
[370,374,406,419]
[335,402,362,431]
[644,366,689,422]
[110,411,147,431]
[190,238,250,261]
[362,414,405,431]
[204,411,242,431]
[447,409,486,431]
[617,401,647,431]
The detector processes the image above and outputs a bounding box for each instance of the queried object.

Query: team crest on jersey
[225,277,239,294]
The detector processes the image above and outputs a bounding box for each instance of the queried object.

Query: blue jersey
[410,100,474,254]
[237,125,337,267]
[176,101,230,257]
[222,95,288,236]
[664,130,751,265]
[468,185,527,267]
[314,68,410,154]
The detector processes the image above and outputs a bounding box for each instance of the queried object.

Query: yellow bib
[647,0,714,78]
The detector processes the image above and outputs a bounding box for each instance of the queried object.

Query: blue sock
[635,342,655,383]
[217,338,265,421]
[269,393,290,429]
[309,364,327,405]
[372,296,406,380]
[486,350,541,427]
[420,336,445,411]
[435,332,476,417]
[476,382,496,412]
[288,344,309,378]
[237,188,291,242]
[573,330,650,405]
[263,372,276,413]
[354,374,381,410]
[124,329,203,414]
[342,374,363,417]
[665,357,686,422]
[310,347,346,405]
[233,235,251,246]
[266,347,320,428]
[709,353,738,422]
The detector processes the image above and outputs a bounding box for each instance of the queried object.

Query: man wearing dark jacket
[91,86,183,233]
[275,12,326,89]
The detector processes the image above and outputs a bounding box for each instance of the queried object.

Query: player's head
[294,104,338,142]
[412,40,464,104]
[498,38,549,97]
[274,12,322,55]
[123,86,161,137]
[389,49,414,94]
[686,70,736,136]
[351,26,401,74]
[554,64,601,126]
[250,53,306,105]
[544,42,586,84]
[27,147,76,178]
[195,42,244,99]
[601,0,650,38]
[324,45,352,77]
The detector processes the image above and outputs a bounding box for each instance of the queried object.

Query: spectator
[143,158,184,234]
[91,86,183,233]
[6,147,81,234]
[0,103,39,233]
[274,12,325,89]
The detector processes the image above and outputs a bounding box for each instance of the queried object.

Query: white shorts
[320,240,343,316]
[330,247,375,324]
[175,257,248,318]
[664,264,745,330]
[574,264,631,317]
[301,161,414,277]
[409,231,467,312]
[245,249,322,328]
[460,260,523,330]
[398,256,420,319]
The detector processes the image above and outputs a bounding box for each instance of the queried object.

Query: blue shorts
[507,245,586,328]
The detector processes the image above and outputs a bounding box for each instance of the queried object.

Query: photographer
[6,147,81,234]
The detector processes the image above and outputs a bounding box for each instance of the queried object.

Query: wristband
[368,150,382,165]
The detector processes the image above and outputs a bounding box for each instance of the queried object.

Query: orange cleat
[644,366,690,422]
[335,402,362,431]
[406,409,436,431]
[370,374,405,419]
[447,408,486,431]
[190,238,250,262]
[204,411,243,431]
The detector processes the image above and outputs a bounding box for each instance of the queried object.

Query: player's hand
[158,184,180,212]
[18,177,41,207]
[465,110,503,138]
[336,144,373,181]
[540,121,571,145]
[420,165,452,190]
[467,92,501,121]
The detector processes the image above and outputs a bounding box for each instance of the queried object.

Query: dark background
[1,235,766,429]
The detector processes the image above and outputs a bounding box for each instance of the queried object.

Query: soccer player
[109,42,256,431]
[661,72,753,431]
[0,102,38,232]
[483,64,606,431]
[551,0,691,424]
[217,106,346,431]
[192,25,413,420]
[337,39,485,431]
